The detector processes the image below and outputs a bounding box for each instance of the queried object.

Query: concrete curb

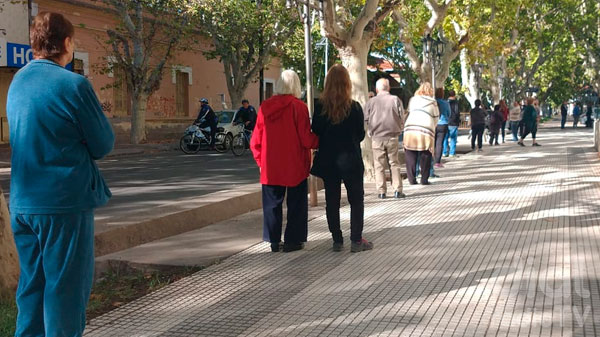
[94,188,263,257]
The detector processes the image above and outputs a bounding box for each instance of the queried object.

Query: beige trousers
[372,137,403,194]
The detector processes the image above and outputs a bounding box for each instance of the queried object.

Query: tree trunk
[0,186,19,297]
[130,93,148,144]
[460,50,478,108]
[338,42,375,181]
[229,89,245,112]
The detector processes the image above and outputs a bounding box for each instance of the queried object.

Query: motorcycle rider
[195,98,217,149]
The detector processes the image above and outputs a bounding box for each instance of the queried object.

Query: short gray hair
[275,70,302,98]
[376,78,390,93]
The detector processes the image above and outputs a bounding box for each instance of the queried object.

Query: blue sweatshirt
[436,98,451,125]
[7,59,114,214]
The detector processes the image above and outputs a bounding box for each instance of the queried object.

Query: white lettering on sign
[11,45,33,66]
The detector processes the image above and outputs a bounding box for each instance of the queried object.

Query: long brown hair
[320,64,352,124]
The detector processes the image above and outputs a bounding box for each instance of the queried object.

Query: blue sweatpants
[11,211,94,337]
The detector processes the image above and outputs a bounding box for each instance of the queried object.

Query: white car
[215,110,245,145]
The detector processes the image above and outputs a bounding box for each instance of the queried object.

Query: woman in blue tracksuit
[7,12,114,336]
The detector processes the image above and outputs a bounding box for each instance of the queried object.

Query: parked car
[215,110,244,149]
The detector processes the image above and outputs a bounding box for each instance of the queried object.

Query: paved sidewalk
[86,121,600,337]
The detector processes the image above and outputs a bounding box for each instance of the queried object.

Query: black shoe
[394,191,406,199]
[270,242,281,252]
[332,241,343,252]
[518,142,525,147]
[282,242,304,252]
[421,181,431,185]
[409,181,418,185]
[532,143,541,146]
[378,194,386,199]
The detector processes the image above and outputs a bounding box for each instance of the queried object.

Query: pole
[257,0,264,104]
[324,38,329,78]
[304,2,318,207]
[431,58,436,91]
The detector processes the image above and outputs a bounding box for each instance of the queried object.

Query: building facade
[0,0,281,144]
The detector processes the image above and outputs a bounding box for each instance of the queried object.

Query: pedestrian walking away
[489,104,503,146]
[560,101,568,129]
[250,70,319,253]
[434,87,450,168]
[311,64,372,253]
[470,99,487,151]
[509,101,521,141]
[443,90,460,157]
[586,104,594,128]
[403,82,439,185]
[6,12,115,337]
[518,97,541,147]
[364,78,406,199]
[573,102,581,128]
[500,100,509,142]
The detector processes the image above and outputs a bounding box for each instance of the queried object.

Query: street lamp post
[287,0,324,207]
[421,34,445,89]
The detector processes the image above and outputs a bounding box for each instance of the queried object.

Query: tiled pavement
[85,121,600,337]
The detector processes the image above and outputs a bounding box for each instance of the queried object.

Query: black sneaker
[351,239,373,253]
[532,143,541,147]
[332,242,343,252]
[270,243,281,252]
[394,191,406,199]
[378,194,386,199]
[282,242,304,253]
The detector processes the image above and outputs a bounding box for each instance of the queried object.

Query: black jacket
[448,99,460,126]
[312,100,365,179]
[195,104,217,125]
[236,105,257,130]
[470,107,486,127]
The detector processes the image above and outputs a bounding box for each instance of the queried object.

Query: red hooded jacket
[250,95,319,186]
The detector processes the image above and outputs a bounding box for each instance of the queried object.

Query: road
[0,149,259,227]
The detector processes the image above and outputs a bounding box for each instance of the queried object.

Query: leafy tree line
[98,0,598,144]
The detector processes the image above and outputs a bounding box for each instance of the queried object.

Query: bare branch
[319,0,349,46]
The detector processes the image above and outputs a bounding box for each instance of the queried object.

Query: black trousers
[434,125,448,164]
[489,132,499,145]
[573,115,580,128]
[501,121,506,141]
[405,149,432,184]
[261,179,308,244]
[561,114,567,129]
[471,124,485,149]
[522,124,537,140]
[323,175,364,243]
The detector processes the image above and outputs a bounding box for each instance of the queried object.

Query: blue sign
[6,42,33,68]
[0,38,73,70]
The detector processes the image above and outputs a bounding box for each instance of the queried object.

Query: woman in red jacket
[250,70,319,253]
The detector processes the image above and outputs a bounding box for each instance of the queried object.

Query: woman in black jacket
[311,64,372,253]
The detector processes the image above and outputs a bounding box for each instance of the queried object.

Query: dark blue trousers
[11,211,94,337]
[262,179,308,244]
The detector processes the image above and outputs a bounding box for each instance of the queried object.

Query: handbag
[310,150,326,178]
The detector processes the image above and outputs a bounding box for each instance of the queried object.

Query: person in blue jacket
[434,88,450,168]
[6,12,114,337]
